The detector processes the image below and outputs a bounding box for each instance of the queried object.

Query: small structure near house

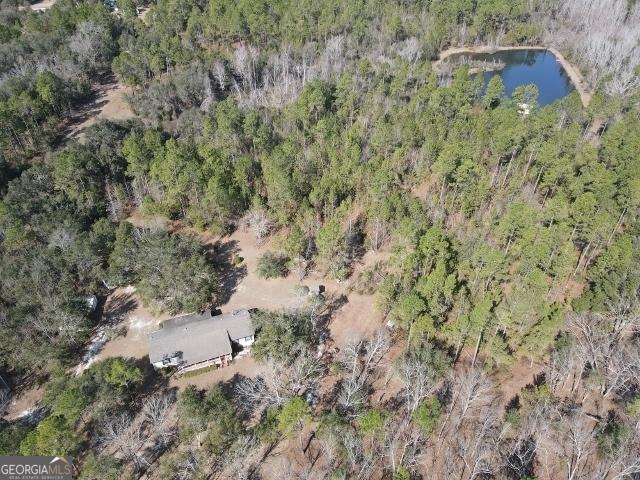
[309,285,325,296]
[83,295,98,313]
[148,309,255,373]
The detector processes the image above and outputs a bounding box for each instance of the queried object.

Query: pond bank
[433,45,592,107]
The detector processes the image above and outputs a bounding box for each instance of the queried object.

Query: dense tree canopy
[1,0,640,477]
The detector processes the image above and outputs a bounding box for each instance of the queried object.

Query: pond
[448,49,576,107]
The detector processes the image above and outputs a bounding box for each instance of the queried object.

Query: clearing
[2,384,46,422]
[1,222,388,421]
[93,226,387,381]
[67,80,135,139]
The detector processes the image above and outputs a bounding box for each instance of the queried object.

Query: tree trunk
[520,150,536,187]
[532,166,544,195]
[472,330,483,366]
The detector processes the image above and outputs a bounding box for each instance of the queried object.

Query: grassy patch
[181,364,218,378]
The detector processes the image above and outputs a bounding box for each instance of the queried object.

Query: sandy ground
[2,385,46,421]
[433,45,592,107]
[31,0,55,10]
[176,229,387,386]
[90,287,172,366]
[170,356,260,390]
[1,221,392,420]
[17,0,56,11]
[68,81,135,139]
[77,226,385,390]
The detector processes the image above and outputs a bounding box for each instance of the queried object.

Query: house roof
[148,309,254,366]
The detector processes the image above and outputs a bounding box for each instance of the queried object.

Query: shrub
[356,408,388,436]
[256,251,289,279]
[627,396,640,417]
[277,397,311,434]
[19,416,80,456]
[413,396,441,434]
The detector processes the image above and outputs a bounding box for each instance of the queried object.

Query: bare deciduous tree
[501,434,537,479]
[243,207,273,245]
[396,353,440,414]
[337,330,390,415]
[547,0,640,96]
[69,22,113,71]
[99,413,150,468]
[218,435,260,480]
[233,45,259,94]
[595,421,640,480]
[142,392,176,446]
[235,346,322,416]
[566,310,640,400]
[382,421,424,478]
[211,61,227,91]
[173,449,201,480]
[538,407,597,480]
[0,388,11,412]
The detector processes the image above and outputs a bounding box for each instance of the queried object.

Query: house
[148,309,255,373]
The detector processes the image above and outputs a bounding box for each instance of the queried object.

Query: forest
[0,0,640,478]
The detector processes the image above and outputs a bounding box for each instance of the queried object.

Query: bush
[0,421,32,455]
[19,416,80,456]
[627,396,640,417]
[256,251,289,279]
[277,397,311,434]
[356,408,388,436]
[252,310,313,361]
[413,396,441,434]
[177,385,242,453]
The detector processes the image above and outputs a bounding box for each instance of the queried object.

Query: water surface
[449,49,575,106]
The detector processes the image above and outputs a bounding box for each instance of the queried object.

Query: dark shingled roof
[148,309,254,366]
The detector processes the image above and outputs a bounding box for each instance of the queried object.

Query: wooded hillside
[0,0,639,478]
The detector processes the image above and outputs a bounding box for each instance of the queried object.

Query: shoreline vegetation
[433,45,592,107]
[439,55,507,75]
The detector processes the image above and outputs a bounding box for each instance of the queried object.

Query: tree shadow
[317,293,349,344]
[346,218,366,266]
[103,291,138,327]
[209,239,248,306]
[219,373,262,423]
[54,73,123,144]
[130,355,175,407]
[55,99,109,143]
[381,390,405,413]
[76,291,138,367]
[218,372,244,398]
[322,377,345,411]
